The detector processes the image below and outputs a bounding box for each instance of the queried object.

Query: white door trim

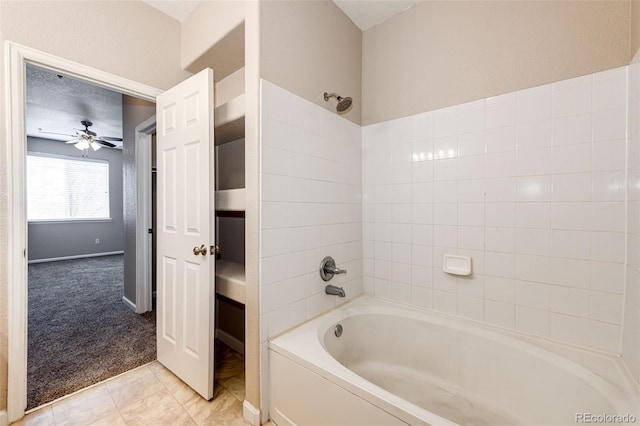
[5,41,162,423]
[135,116,156,314]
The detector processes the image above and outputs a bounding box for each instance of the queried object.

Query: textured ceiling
[26,66,124,148]
[142,0,420,32]
[333,0,421,31]
[142,0,199,22]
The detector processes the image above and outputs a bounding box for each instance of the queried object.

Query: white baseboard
[28,251,124,264]
[122,296,136,312]
[243,400,260,426]
[216,329,244,355]
[0,410,7,426]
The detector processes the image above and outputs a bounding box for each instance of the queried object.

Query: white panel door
[156,68,215,400]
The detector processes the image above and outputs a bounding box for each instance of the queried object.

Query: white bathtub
[269,296,640,426]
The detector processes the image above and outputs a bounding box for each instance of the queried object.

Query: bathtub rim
[269,296,640,425]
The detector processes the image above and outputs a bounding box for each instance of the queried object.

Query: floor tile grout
[18,344,248,426]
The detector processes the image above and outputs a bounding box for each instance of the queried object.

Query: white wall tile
[592,139,626,172]
[549,285,590,318]
[457,295,484,321]
[591,320,622,353]
[552,143,591,174]
[590,261,625,294]
[515,255,550,283]
[593,109,627,142]
[486,152,516,178]
[516,280,550,310]
[432,290,457,314]
[552,173,592,202]
[458,203,485,226]
[485,203,515,227]
[550,313,590,346]
[485,251,516,279]
[516,228,550,256]
[551,230,590,260]
[591,291,624,324]
[517,120,552,150]
[485,178,516,202]
[590,232,625,263]
[516,306,549,336]
[592,171,626,202]
[517,85,552,124]
[517,147,551,176]
[516,176,551,202]
[485,126,516,153]
[434,181,458,203]
[550,203,591,231]
[592,67,627,112]
[552,75,592,118]
[458,226,485,250]
[458,130,486,157]
[548,258,590,289]
[434,106,458,138]
[516,203,549,229]
[485,227,515,253]
[485,300,515,329]
[486,93,516,129]
[459,179,487,202]
[553,114,592,146]
[359,68,631,354]
[458,99,485,134]
[591,202,625,232]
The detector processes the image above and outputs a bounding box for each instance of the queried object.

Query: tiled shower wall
[362,67,628,353]
[259,80,363,416]
[624,61,640,382]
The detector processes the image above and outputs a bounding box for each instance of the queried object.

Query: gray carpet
[27,254,156,409]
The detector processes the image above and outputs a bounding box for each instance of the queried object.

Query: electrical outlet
[95,238,100,244]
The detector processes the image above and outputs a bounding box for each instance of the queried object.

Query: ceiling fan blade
[95,140,117,148]
[98,136,123,142]
[39,130,75,137]
[65,138,81,144]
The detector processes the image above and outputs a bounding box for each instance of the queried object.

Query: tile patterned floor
[14,344,253,426]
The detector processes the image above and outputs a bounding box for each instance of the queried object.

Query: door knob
[193,244,208,256]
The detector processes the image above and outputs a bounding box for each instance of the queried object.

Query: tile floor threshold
[15,346,250,426]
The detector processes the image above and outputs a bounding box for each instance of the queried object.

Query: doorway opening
[7,43,161,422]
[24,64,158,410]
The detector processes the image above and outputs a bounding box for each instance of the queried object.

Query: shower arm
[324,92,341,101]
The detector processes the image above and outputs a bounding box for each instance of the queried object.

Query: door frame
[5,41,162,423]
[134,116,156,314]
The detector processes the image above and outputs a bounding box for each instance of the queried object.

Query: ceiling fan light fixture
[74,139,90,151]
[90,141,102,151]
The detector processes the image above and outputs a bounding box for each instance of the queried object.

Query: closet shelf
[215,259,245,304]
[215,188,245,211]
[215,94,245,145]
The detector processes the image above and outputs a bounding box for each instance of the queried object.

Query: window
[27,153,110,221]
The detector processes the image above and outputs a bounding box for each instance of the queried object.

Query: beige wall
[633,0,640,57]
[363,1,632,125]
[181,0,245,72]
[122,96,156,305]
[0,0,189,412]
[260,0,362,125]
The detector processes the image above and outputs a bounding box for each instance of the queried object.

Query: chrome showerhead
[324,92,353,114]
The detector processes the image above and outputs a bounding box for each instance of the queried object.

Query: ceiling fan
[40,120,123,151]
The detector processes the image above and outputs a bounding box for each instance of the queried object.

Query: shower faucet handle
[320,256,347,281]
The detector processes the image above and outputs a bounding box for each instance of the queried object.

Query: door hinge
[148,228,153,234]
[23,249,26,258]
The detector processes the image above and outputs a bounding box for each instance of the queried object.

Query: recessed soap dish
[442,254,472,276]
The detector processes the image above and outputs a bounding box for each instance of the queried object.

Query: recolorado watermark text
[576,413,637,423]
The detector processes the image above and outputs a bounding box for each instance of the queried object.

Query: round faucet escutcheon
[319,256,347,281]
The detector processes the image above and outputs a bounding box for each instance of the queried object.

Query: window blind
[27,153,110,221]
